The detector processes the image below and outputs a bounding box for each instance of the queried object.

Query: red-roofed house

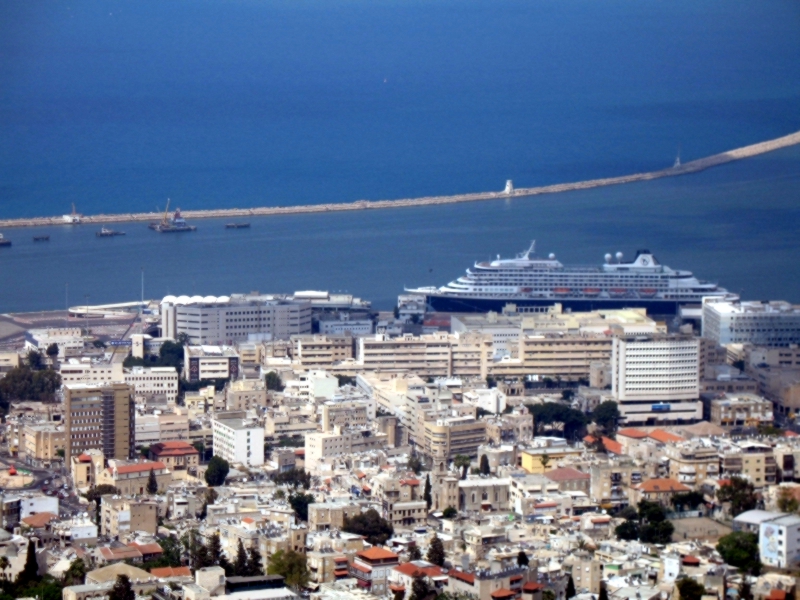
[632,478,690,505]
[584,435,622,455]
[150,566,192,578]
[148,441,199,470]
[350,547,400,594]
[96,460,171,495]
[647,429,685,445]
[21,512,58,529]
[390,561,447,599]
[447,565,535,600]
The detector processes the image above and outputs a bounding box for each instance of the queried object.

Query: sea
[1,0,799,313]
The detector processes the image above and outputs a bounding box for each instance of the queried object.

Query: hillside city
[0,290,799,600]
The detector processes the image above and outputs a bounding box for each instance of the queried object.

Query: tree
[409,546,422,561]
[411,575,431,600]
[17,540,38,587]
[614,501,673,544]
[157,536,183,568]
[336,375,356,387]
[85,484,118,519]
[717,476,758,516]
[777,487,799,513]
[273,468,311,489]
[267,549,309,591]
[671,491,705,511]
[423,475,432,511]
[676,578,705,600]
[454,455,471,479]
[561,389,575,402]
[426,534,445,567]
[205,456,230,486]
[739,578,753,600]
[247,545,264,576]
[343,508,394,546]
[0,556,8,581]
[539,453,551,470]
[617,506,638,521]
[526,402,587,439]
[265,371,285,391]
[592,401,620,435]
[543,591,556,600]
[614,520,640,541]
[235,539,249,576]
[26,349,44,370]
[598,584,608,600]
[46,343,59,361]
[206,532,233,574]
[63,557,87,586]
[408,454,423,475]
[289,492,315,521]
[108,574,136,600]
[479,455,490,475]
[0,365,62,404]
[442,506,457,519]
[158,340,185,370]
[517,550,529,567]
[716,532,761,575]
[566,575,576,599]
[147,468,158,494]
[275,489,286,500]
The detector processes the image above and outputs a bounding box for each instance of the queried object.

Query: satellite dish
[604,254,612,263]
[615,252,624,261]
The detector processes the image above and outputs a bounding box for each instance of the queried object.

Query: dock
[1,129,799,229]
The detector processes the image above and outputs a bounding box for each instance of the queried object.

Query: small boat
[96,227,125,237]
[225,223,251,229]
[609,288,628,297]
[553,287,571,295]
[0,234,11,247]
[583,288,601,296]
[639,288,658,297]
[33,235,50,242]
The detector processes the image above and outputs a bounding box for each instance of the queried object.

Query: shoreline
[1,130,799,229]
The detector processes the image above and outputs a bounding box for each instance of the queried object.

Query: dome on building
[162,295,177,304]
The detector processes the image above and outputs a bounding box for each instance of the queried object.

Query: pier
[1,129,799,229]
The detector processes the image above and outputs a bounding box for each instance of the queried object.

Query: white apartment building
[304,426,389,471]
[161,294,312,345]
[60,359,124,385]
[212,417,264,467]
[25,328,85,358]
[135,413,190,446]
[760,514,800,569]
[462,388,507,414]
[612,336,702,424]
[703,296,800,347]
[318,313,373,336]
[284,370,338,401]
[125,366,179,402]
[184,345,240,382]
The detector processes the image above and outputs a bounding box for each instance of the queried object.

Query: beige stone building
[710,393,774,429]
[100,496,158,536]
[357,332,484,377]
[308,501,362,531]
[226,378,268,411]
[372,474,428,528]
[720,440,777,488]
[96,460,172,495]
[304,426,389,470]
[71,449,104,491]
[665,441,720,488]
[21,424,65,464]
[291,334,354,369]
[420,415,486,462]
[64,382,135,463]
[148,441,199,470]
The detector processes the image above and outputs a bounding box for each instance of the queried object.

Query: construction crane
[161,198,171,227]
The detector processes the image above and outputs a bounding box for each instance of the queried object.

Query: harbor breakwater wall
[2,129,800,229]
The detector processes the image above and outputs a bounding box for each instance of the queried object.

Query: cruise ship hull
[425,295,689,315]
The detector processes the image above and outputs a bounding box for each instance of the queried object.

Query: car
[44,480,49,485]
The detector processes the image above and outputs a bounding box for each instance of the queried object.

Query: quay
[1,129,799,229]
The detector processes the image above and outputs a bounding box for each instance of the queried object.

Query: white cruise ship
[406,242,728,314]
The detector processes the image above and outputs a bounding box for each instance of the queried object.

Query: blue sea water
[0,0,799,312]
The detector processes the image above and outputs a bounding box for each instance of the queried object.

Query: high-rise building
[702,296,800,347]
[64,383,135,463]
[612,336,702,424]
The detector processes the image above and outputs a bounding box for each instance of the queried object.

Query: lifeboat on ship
[583,288,601,296]
[609,288,628,297]
[520,287,533,293]
[553,288,571,296]
[639,288,658,297]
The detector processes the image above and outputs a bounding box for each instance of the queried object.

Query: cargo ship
[406,241,729,315]
[149,201,197,233]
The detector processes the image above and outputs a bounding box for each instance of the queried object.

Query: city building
[64,383,135,463]
[183,345,240,382]
[284,370,338,401]
[226,378,268,411]
[318,313,373,336]
[304,426,389,471]
[349,547,400,595]
[665,441,720,488]
[60,360,124,385]
[290,335,355,370]
[160,294,312,345]
[720,440,777,488]
[212,415,265,467]
[702,297,800,347]
[307,502,361,532]
[135,413,190,446]
[100,496,158,536]
[710,393,774,429]
[25,328,85,358]
[96,460,171,495]
[612,336,702,424]
[148,441,200,471]
[20,423,65,465]
[124,366,179,402]
[420,414,486,462]
[760,514,800,569]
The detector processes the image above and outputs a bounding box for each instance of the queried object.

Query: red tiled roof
[785,431,800,438]
[544,467,590,482]
[636,478,690,493]
[109,461,166,475]
[21,512,58,528]
[394,563,443,578]
[151,566,192,577]
[584,435,623,454]
[400,478,420,486]
[390,585,406,592]
[523,583,545,593]
[491,588,517,598]
[449,569,475,585]
[358,547,399,561]
[648,429,685,444]
[681,556,700,566]
[334,556,349,563]
[352,563,371,573]
[294,449,305,455]
[99,546,143,560]
[617,428,648,439]
[768,591,787,600]
[78,453,93,463]
[129,543,163,555]
[242,517,255,524]
[150,441,198,457]
[534,502,558,509]
[591,516,611,524]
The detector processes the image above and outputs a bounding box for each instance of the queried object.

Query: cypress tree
[235,539,248,576]
[566,574,576,599]
[17,540,38,587]
[147,468,158,494]
[426,534,445,567]
[423,475,432,511]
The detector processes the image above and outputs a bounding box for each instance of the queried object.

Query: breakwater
[2,129,800,229]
